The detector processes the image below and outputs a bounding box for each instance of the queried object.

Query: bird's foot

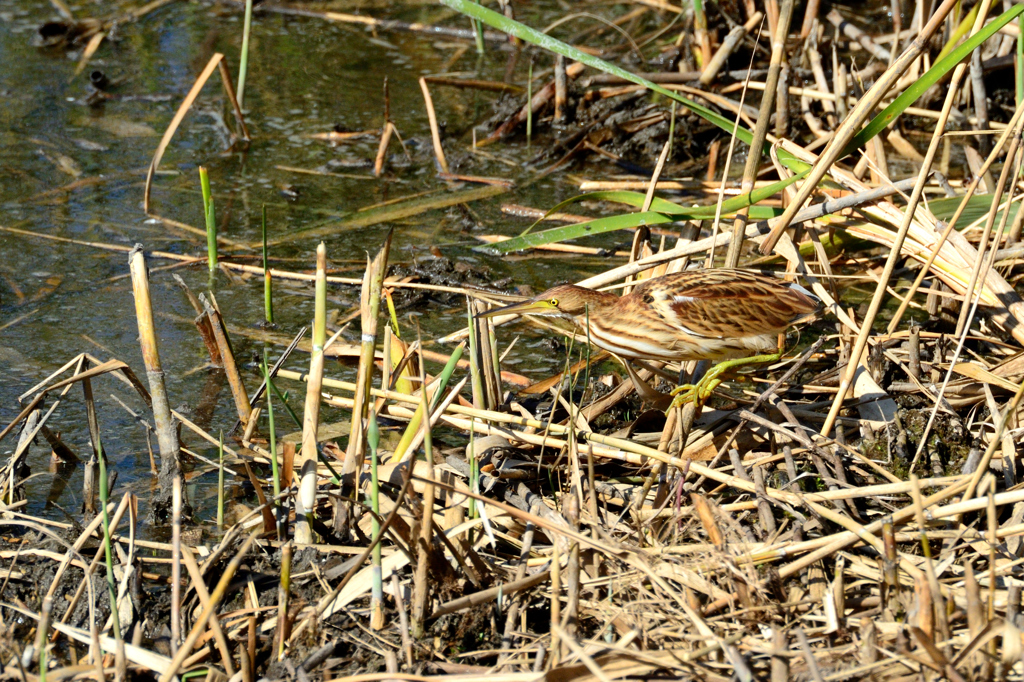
[665,352,783,415]
[666,374,721,414]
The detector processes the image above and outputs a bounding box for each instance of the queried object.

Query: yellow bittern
[479,269,822,410]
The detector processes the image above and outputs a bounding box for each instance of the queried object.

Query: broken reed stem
[97,440,120,642]
[171,474,181,653]
[418,78,449,174]
[262,205,272,325]
[368,411,383,630]
[202,294,252,425]
[344,231,392,477]
[217,430,225,529]
[236,0,254,108]
[199,167,217,274]
[467,301,485,410]
[36,596,51,682]
[296,243,327,545]
[128,247,180,496]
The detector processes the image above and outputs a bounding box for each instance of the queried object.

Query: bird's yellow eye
[550,298,559,306]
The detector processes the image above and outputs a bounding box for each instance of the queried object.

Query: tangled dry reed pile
[3,0,1024,680]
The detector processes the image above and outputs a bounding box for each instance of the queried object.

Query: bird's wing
[639,270,820,339]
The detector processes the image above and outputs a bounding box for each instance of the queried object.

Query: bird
[478,269,822,411]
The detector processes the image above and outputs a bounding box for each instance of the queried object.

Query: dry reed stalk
[419,78,449,174]
[760,0,960,254]
[699,11,763,86]
[374,122,394,178]
[725,0,794,268]
[200,294,252,426]
[158,532,258,682]
[295,243,328,545]
[887,100,1024,333]
[212,54,249,143]
[411,349,436,639]
[128,247,180,506]
[389,573,413,666]
[954,126,1024,337]
[549,539,561,668]
[177,547,234,676]
[277,541,292,660]
[343,231,392,478]
[553,56,567,123]
[561,493,579,645]
[144,53,224,214]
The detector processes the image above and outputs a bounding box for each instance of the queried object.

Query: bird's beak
[475,299,556,318]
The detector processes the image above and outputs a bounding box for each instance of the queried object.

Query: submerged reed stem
[262,205,273,325]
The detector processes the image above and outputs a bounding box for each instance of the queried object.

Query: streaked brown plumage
[481,269,822,407]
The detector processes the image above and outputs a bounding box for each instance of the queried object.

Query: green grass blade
[97,440,120,641]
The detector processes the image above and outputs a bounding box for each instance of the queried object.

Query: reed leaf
[927,194,1021,228]
[497,176,804,251]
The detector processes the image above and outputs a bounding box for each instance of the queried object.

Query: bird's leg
[623,361,673,410]
[668,350,784,412]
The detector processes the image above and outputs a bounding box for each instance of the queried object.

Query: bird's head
[477,284,599,320]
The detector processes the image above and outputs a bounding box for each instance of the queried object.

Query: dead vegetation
[2,0,1024,681]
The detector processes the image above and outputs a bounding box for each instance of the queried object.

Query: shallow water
[0,0,641,529]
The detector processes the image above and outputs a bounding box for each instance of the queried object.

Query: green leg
[668,350,784,413]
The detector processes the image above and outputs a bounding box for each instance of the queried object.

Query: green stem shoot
[262,350,281,536]
[97,440,121,641]
[199,167,217,273]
